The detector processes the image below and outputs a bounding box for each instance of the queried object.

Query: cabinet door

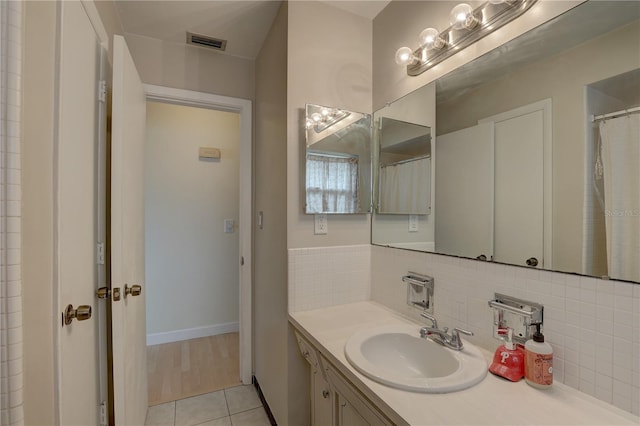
[326,368,391,426]
[312,370,333,426]
[338,396,371,426]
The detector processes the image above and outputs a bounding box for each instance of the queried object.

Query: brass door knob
[63,304,92,326]
[124,284,142,298]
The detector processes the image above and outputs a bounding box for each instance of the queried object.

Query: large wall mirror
[305,103,372,214]
[372,1,640,283]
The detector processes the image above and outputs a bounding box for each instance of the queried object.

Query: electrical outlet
[314,214,328,235]
[409,215,419,232]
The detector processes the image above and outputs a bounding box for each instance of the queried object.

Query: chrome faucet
[419,312,474,351]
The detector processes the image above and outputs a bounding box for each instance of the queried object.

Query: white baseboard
[147,322,239,346]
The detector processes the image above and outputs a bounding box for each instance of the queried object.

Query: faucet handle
[452,327,473,337]
[449,327,473,350]
[420,312,438,328]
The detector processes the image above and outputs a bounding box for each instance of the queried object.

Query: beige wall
[125,34,255,101]
[436,22,640,274]
[253,2,294,424]
[145,103,240,336]
[287,0,373,249]
[372,1,582,110]
[22,2,57,424]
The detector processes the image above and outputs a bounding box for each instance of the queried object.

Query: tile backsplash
[288,245,371,312]
[288,244,639,416]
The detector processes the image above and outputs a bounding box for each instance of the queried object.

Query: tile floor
[145,385,271,426]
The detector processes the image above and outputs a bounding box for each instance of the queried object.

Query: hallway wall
[145,102,240,343]
[254,1,290,424]
[125,34,255,101]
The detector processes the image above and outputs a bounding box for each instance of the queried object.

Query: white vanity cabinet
[294,331,393,426]
[295,331,334,426]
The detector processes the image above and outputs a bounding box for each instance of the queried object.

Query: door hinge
[98,80,107,103]
[97,242,105,265]
[99,401,107,426]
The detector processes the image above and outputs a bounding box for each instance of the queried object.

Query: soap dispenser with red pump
[489,327,525,382]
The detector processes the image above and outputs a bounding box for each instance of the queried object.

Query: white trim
[142,84,253,385]
[80,1,109,50]
[479,98,553,269]
[146,322,240,346]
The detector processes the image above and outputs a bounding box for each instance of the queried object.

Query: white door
[56,2,104,424]
[111,35,148,424]
[479,99,550,268]
[492,111,544,267]
[435,123,494,259]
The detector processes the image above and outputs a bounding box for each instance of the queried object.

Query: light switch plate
[224,219,235,233]
[314,214,328,235]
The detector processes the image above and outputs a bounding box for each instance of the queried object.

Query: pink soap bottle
[524,323,553,388]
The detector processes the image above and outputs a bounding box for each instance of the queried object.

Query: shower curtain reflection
[599,114,640,282]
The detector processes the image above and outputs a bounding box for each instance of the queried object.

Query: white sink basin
[344,324,487,393]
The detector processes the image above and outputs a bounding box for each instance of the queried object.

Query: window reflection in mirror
[304,104,372,214]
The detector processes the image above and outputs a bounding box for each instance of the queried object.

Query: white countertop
[289,301,640,426]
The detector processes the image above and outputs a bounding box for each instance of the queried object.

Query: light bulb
[311,112,322,123]
[321,108,330,117]
[419,28,446,49]
[449,3,477,30]
[395,46,417,66]
[305,119,314,129]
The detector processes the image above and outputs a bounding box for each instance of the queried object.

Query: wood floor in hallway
[147,332,241,406]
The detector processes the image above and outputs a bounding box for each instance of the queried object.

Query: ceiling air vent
[187,32,227,51]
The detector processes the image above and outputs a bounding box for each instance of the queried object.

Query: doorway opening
[142,86,252,405]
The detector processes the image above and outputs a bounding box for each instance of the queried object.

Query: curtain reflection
[599,115,640,282]
[379,157,430,214]
[306,153,359,213]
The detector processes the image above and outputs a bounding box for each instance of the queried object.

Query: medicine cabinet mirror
[304,103,372,214]
[377,117,431,215]
[372,1,640,283]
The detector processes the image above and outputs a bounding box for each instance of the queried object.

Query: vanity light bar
[404,0,538,76]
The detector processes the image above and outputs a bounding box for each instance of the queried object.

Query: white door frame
[143,84,253,384]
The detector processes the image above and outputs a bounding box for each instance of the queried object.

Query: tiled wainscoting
[288,245,640,416]
[288,245,371,312]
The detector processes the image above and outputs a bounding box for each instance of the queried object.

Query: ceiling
[114,0,391,60]
[436,1,640,103]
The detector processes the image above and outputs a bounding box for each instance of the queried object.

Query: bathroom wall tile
[612,391,632,414]
[595,384,613,405]
[288,245,371,312]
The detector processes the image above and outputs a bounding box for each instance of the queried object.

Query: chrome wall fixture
[395,0,538,76]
